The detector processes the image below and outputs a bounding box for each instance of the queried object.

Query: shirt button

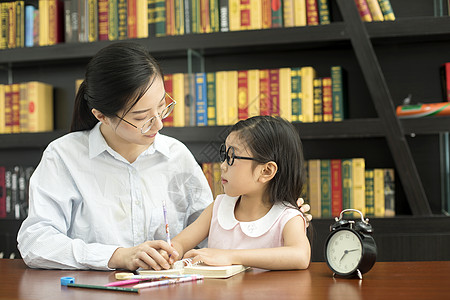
[135,201,141,206]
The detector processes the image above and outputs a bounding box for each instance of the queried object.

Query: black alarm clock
[324,209,377,279]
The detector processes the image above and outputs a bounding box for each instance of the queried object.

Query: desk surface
[1,260,449,300]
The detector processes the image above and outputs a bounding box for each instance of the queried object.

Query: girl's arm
[183,215,310,270]
[170,202,214,257]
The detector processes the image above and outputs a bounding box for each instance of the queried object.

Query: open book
[138,258,249,279]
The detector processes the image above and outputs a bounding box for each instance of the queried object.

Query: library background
[1,0,450,262]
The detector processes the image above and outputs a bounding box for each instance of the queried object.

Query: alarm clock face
[326,228,363,275]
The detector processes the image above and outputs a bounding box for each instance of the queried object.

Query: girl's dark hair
[70,42,162,132]
[229,116,305,209]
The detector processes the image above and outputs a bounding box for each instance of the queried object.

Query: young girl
[170,116,310,270]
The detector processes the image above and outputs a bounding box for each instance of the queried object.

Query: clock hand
[339,250,349,262]
[347,249,360,253]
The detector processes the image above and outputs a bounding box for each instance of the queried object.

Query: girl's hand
[108,240,179,271]
[183,248,233,266]
[297,197,312,226]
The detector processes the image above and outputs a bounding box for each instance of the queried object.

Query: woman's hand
[297,198,312,226]
[108,240,179,271]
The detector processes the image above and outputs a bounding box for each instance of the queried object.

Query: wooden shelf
[0,130,66,149]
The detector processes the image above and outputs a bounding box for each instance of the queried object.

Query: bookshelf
[1,0,450,261]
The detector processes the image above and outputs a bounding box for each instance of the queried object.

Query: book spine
[11,166,19,219]
[269,69,280,116]
[355,0,373,22]
[63,1,72,43]
[39,0,49,45]
[313,78,322,122]
[16,1,25,48]
[377,0,395,21]
[291,67,301,122]
[229,0,240,31]
[279,67,292,122]
[0,166,5,218]
[77,0,87,42]
[240,0,250,30]
[317,0,330,25]
[183,0,191,34]
[331,159,343,217]
[88,0,98,42]
[191,0,201,33]
[5,168,12,218]
[0,84,5,134]
[219,0,229,32]
[127,0,137,38]
[164,74,174,127]
[308,159,321,218]
[320,159,332,217]
[227,71,239,125]
[301,66,316,123]
[8,2,17,48]
[305,0,319,25]
[283,0,295,27]
[108,0,118,40]
[366,0,383,21]
[0,3,8,49]
[212,162,222,198]
[200,0,210,33]
[341,159,353,210]
[294,0,306,27]
[352,158,366,216]
[4,85,13,133]
[28,81,54,133]
[331,66,346,121]
[396,102,450,118]
[238,70,249,120]
[373,168,385,217]
[136,0,148,38]
[271,0,283,28]
[33,8,39,45]
[187,73,197,126]
[154,0,166,36]
[206,72,216,126]
[11,84,20,133]
[322,77,332,122]
[259,69,271,116]
[250,0,261,29]
[195,73,208,126]
[117,0,127,39]
[202,163,214,193]
[261,0,271,28]
[172,73,185,127]
[247,69,260,118]
[98,0,109,40]
[215,71,228,125]
[147,0,156,37]
[384,169,395,217]
[365,169,375,217]
[174,0,185,35]
[19,83,28,132]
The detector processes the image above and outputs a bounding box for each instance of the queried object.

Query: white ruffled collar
[217,194,288,237]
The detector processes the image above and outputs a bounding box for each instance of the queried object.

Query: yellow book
[212,162,223,198]
[250,0,262,29]
[294,0,307,26]
[88,0,99,42]
[216,71,228,126]
[137,0,148,38]
[366,0,384,22]
[283,0,295,27]
[4,85,12,133]
[279,67,292,122]
[172,73,185,127]
[19,83,28,132]
[229,0,240,31]
[0,84,4,133]
[300,66,316,123]
[39,0,49,46]
[27,81,53,132]
[11,84,20,133]
[139,259,249,279]
[352,158,366,216]
[227,70,238,125]
[308,159,321,218]
[373,168,385,217]
[247,69,260,118]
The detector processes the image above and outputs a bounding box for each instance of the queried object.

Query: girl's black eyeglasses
[219,144,257,166]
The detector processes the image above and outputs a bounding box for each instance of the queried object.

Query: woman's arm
[183,215,310,270]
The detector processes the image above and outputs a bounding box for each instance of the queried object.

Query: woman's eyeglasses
[116,93,176,134]
[219,144,257,166]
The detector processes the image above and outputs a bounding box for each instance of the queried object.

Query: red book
[238,70,248,120]
[200,0,211,33]
[240,0,251,29]
[0,166,6,218]
[441,62,450,102]
[306,0,319,25]
[48,0,64,44]
[11,83,20,133]
[269,69,280,116]
[127,0,137,38]
[331,159,343,217]
[259,69,271,115]
[98,0,109,40]
[164,74,174,127]
[4,85,13,134]
[355,0,373,22]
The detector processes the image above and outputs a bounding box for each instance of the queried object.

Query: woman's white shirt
[17,122,213,270]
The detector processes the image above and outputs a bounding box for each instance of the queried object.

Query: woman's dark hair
[70,42,162,132]
[229,116,305,209]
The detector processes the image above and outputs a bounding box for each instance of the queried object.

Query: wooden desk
[1,259,448,300]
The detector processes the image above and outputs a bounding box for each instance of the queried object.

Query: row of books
[355,0,395,22]
[163,65,347,127]
[0,165,35,219]
[307,158,395,219]
[0,82,54,134]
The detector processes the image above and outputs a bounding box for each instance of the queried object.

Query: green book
[155,0,166,36]
[209,0,220,32]
[365,169,375,217]
[108,0,119,40]
[313,78,322,122]
[320,159,332,218]
[291,68,301,122]
[191,0,201,34]
[117,0,127,39]
[331,66,347,122]
[271,0,283,28]
[206,72,216,126]
[377,0,395,21]
[341,159,353,211]
[174,0,184,35]
[318,0,330,25]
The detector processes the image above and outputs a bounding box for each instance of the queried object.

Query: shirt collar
[88,123,171,160]
[217,194,288,237]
